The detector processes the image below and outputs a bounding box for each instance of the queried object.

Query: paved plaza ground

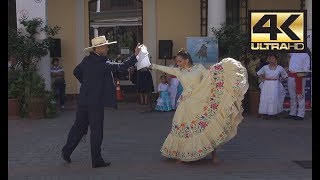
[8,103,312,180]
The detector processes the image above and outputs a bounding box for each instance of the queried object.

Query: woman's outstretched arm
[150,64,180,77]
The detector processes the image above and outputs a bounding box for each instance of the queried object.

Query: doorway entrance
[89,0,143,101]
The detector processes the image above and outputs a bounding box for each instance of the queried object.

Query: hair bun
[178,48,186,52]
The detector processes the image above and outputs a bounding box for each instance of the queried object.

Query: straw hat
[84,36,117,52]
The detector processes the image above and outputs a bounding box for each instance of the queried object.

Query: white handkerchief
[136,45,151,70]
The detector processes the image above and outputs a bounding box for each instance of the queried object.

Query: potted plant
[8,70,20,119]
[246,55,261,117]
[15,70,46,119]
[8,18,60,70]
[8,18,60,119]
[212,23,248,61]
[212,23,261,116]
[44,90,58,118]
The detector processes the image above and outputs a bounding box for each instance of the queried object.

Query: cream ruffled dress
[152,58,249,162]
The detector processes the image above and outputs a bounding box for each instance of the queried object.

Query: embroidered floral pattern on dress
[170,63,244,145]
[159,59,248,161]
[162,146,213,160]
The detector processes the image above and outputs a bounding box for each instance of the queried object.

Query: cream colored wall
[142,0,158,89]
[155,0,200,81]
[48,0,90,94]
[84,0,90,51]
[46,0,204,94]
[47,0,301,94]
[156,0,200,59]
[248,0,300,10]
[47,0,78,94]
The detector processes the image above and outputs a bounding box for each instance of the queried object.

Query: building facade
[9,0,312,95]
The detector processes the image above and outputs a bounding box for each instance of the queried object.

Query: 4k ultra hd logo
[250,10,307,52]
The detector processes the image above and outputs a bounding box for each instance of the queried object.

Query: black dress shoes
[294,116,304,120]
[61,152,71,163]
[92,161,111,168]
[285,115,296,119]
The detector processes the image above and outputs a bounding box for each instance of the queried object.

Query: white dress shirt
[289,53,310,72]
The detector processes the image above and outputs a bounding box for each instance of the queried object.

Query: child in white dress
[257,54,288,119]
[155,75,172,111]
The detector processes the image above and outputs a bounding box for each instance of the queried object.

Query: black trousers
[62,104,104,164]
[53,79,66,106]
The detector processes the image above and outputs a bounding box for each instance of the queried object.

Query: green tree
[212,23,261,91]
[8,18,61,118]
[8,18,60,70]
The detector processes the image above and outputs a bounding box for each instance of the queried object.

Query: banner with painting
[186,37,219,66]
[283,29,312,110]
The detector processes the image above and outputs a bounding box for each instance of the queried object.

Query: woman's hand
[285,67,289,73]
[258,75,265,82]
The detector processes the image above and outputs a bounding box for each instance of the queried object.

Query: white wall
[16,0,51,90]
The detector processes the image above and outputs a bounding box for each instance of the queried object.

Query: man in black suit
[61,36,141,168]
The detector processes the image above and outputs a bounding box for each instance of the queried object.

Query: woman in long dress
[150,49,249,163]
[136,67,154,105]
[257,54,288,119]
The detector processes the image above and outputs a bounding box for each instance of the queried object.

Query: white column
[306,0,312,30]
[76,0,85,93]
[95,0,100,38]
[97,0,100,12]
[305,0,312,53]
[94,27,99,37]
[207,0,226,37]
[144,0,157,91]
[16,0,51,90]
[305,0,312,110]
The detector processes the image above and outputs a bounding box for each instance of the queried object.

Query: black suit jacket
[74,52,137,108]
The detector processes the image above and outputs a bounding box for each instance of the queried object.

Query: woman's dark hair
[267,53,279,60]
[160,75,167,79]
[177,48,193,65]
[51,57,60,65]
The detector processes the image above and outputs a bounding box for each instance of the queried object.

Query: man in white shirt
[287,53,311,120]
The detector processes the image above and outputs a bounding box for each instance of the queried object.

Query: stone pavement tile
[8,103,312,180]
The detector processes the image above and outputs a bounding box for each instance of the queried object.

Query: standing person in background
[175,81,183,108]
[257,54,288,119]
[51,58,66,110]
[136,67,154,105]
[286,52,311,120]
[168,56,181,110]
[8,55,22,70]
[155,75,172,111]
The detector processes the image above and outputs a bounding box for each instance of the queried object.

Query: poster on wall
[186,37,219,66]
[283,29,312,110]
